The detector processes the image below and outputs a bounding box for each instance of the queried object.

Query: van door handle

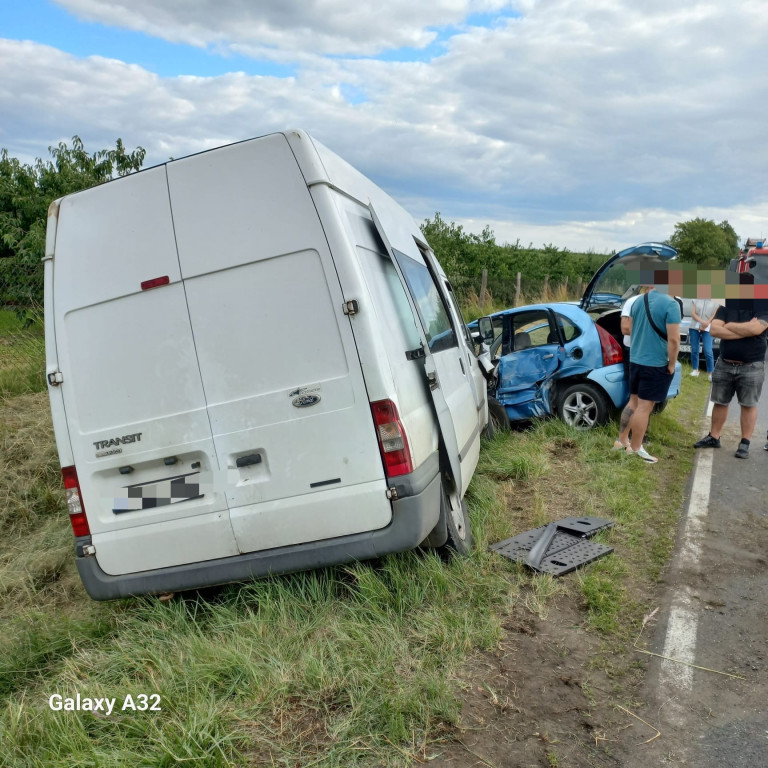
[542,353,554,360]
[236,454,262,468]
[427,371,440,390]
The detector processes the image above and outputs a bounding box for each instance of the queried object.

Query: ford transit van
[44,129,490,599]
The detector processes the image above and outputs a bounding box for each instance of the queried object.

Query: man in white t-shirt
[614,289,645,449]
[621,293,642,348]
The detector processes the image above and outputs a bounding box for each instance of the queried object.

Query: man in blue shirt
[621,288,681,463]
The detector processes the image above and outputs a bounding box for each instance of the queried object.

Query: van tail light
[370,399,414,478]
[62,466,90,537]
[596,325,624,367]
[141,275,170,290]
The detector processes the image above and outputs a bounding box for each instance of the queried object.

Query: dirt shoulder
[435,596,641,767]
[430,385,713,768]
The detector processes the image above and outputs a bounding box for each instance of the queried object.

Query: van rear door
[369,207,481,498]
[165,134,391,554]
[52,166,238,576]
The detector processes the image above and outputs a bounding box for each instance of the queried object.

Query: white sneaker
[626,446,658,463]
[708,373,712,382]
[690,370,699,377]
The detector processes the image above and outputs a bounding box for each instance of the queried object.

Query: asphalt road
[625,378,768,765]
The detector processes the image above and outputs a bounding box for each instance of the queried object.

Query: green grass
[0,375,711,766]
[0,553,512,766]
[0,308,45,398]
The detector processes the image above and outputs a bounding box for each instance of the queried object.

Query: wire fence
[452,271,587,317]
[0,305,45,399]
[0,245,45,395]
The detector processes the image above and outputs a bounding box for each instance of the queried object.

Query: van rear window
[393,249,457,353]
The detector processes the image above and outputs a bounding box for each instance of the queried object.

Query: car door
[495,308,565,421]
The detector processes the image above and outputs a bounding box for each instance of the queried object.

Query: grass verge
[0,371,710,766]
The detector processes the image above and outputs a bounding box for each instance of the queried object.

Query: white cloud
[3,1,768,254]
[53,0,516,56]
[458,203,766,256]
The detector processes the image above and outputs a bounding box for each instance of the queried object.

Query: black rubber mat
[490,516,614,576]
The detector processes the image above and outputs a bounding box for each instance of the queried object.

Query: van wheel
[556,382,609,429]
[483,397,510,439]
[439,486,473,556]
[652,399,668,414]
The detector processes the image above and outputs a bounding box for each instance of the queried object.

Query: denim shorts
[711,359,765,407]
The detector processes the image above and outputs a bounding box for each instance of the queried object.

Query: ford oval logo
[292,394,321,408]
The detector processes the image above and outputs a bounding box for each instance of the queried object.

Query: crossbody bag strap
[643,292,667,341]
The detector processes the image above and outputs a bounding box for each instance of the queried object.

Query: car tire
[556,381,609,429]
[483,397,510,439]
[652,399,667,414]
[438,484,473,557]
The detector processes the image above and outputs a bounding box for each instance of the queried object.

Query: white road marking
[657,397,714,714]
[660,589,697,690]
[679,447,713,566]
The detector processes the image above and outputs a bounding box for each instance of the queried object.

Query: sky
[2,0,768,254]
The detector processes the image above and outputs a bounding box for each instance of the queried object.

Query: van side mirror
[477,316,494,345]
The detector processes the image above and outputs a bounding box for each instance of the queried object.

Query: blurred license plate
[680,344,691,353]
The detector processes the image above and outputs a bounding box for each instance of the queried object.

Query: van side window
[393,249,457,352]
[355,245,422,351]
[380,253,423,350]
[443,279,473,349]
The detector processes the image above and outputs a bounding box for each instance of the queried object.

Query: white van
[44,129,490,600]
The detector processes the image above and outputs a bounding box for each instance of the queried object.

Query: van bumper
[75,453,441,600]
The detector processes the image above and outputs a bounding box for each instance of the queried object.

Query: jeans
[689,328,714,373]
[711,359,765,407]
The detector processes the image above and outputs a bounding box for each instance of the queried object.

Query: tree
[421,212,495,280]
[668,217,739,267]
[717,219,739,258]
[0,136,145,308]
[421,213,608,307]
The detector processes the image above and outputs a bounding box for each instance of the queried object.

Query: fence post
[515,272,521,306]
[480,269,488,307]
[543,274,549,300]
[562,275,568,298]
[576,276,583,299]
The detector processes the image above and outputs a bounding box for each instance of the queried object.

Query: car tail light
[370,399,413,478]
[596,325,624,366]
[62,466,90,537]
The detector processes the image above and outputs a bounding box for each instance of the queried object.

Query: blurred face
[667,268,684,297]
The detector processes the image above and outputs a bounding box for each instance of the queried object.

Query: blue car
[473,242,683,429]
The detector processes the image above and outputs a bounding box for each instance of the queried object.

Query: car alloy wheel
[557,381,609,429]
